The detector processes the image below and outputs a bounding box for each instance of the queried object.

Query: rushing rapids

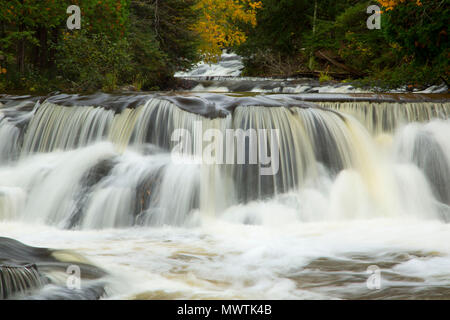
[0,90,450,299]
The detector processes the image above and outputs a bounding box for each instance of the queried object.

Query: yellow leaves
[193,0,262,62]
[249,1,263,10]
[378,0,403,11]
[1,68,7,74]
[377,0,422,11]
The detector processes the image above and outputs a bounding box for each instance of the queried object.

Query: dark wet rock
[46,93,155,113]
[23,282,106,300]
[3,92,449,120]
[411,131,450,206]
[0,263,47,299]
[0,237,107,300]
[67,158,118,229]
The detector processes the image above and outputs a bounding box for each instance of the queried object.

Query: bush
[382,0,449,85]
[55,30,133,92]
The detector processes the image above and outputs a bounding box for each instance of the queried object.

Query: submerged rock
[0,237,107,300]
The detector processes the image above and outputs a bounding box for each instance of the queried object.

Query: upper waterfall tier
[175,52,244,78]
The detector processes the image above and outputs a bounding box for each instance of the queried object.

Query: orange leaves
[377,0,422,11]
[193,0,262,62]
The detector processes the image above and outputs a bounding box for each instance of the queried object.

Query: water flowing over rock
[1,87,450,299]
[0,237,106,299]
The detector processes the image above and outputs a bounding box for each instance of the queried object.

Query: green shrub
[55,30,132,92]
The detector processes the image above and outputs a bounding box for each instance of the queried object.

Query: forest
[0,0,448,93]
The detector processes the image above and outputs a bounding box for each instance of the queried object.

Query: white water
[175,52,447,94]
[1,94,450,299]
[2,201,450,299]
[190,83,372,94]
[175,52,244,78]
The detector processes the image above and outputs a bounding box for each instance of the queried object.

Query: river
[0,53,449,300]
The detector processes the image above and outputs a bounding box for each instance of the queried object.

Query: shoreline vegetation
[0,0,448,95]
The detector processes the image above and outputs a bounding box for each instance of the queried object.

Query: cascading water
[319,101,450,135]
[1,91,450,300]
[174,52,448,95]
[0,95,402,226]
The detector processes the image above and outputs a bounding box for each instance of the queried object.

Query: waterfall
[0,94,449,230]
[394,120,450,221]
[0,100,38,162]
[175,51,244,78]
[0,264,46,299]
[318,102,450,135]
[21,103,114,154]
[2,92,450,301]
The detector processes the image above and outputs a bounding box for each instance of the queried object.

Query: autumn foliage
[0,0,447,92]
[192,0,262,61]
[377,0,422,11]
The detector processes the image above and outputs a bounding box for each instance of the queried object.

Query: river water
[0,54,449,300]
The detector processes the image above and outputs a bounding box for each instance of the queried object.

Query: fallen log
[315,50,365,77]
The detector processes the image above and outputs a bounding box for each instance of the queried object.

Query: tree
[193,0,262,61]
[380,0,447,63]
[236,0,357,76]
[377,0,423,11]
[0,0,201,92]
[380,0,449,85]
[0,0,67,73]
[128,0,200,89]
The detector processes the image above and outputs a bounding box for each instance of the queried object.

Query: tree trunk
[47,28,59,70]
[154,0,160,40]
[315,50,365,77]
[17,23,25,73]
[308,0,318,70]
[38,27,48,69]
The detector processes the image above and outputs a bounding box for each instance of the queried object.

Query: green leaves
[55,29,133,91]
[0,0,201,92]
[237,0,447,87]
[383,0,449,63]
